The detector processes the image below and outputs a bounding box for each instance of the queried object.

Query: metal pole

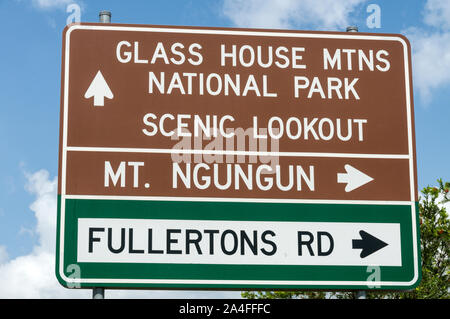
[91,10,111,300]
[93,287,105,299]
[355,290,366,299]
[346,24,366,300]
[99,10,112,24]
[346,26,358,32]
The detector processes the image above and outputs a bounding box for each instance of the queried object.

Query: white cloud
[15,0,82,12]
[442,202,450,215]
[405,0,450,104]
[0,246,8,264]
[222,0,366,30]
[0,169,240,298]
[406,28,450,103]
[424,0,450,30]
[31,0,75,10]
[24,170,57,253]
[437,193,450,213]
[0,170,88,298]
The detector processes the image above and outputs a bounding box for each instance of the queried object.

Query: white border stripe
[65,194,412,206]
[66,278,408,286]
[66,146,410,159]
[59,24,419,288]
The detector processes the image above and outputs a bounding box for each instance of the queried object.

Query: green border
[55,197,421,290]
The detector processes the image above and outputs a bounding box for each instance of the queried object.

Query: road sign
[56,23,420,290]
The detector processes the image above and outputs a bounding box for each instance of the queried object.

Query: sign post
[56,22,420,291]
[89,10,112,300]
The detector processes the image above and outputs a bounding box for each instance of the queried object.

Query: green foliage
[241,290,327,299]
[241,179,450,299]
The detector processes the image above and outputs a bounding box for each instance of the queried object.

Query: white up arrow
[337,164,374,192]
[84,70,114,106]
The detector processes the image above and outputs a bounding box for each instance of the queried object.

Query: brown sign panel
[59,23,417,202]
[65,151,411,201]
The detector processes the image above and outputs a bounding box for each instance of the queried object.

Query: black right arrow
[352,230,388,258]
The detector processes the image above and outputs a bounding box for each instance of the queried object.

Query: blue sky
[0,0,449,298]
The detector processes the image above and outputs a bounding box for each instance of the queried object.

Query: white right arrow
[337,164,374,192]
[84,70,114,107]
